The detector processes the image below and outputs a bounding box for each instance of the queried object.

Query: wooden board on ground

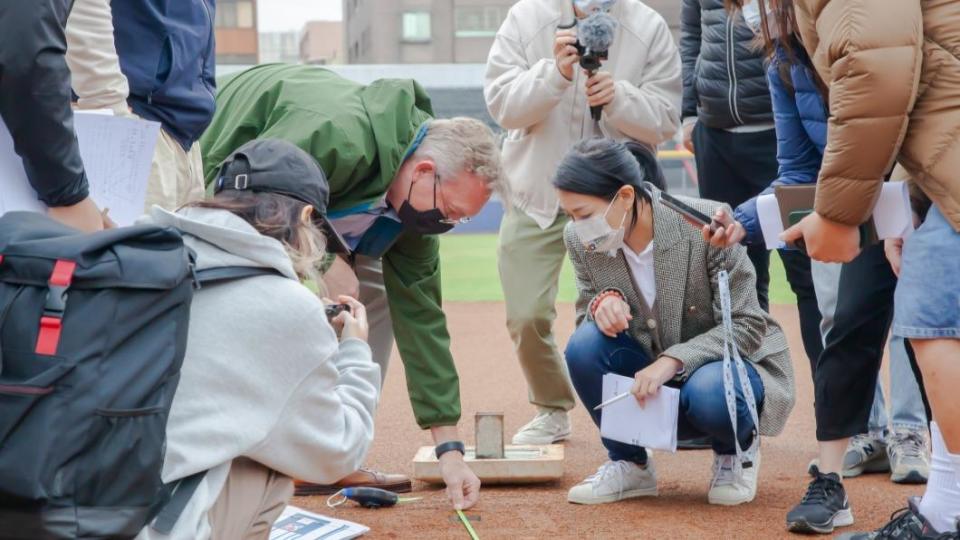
[412,444,564,484]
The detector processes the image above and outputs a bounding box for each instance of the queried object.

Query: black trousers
[692,123,775,311]
[780,249,824,369]
[814,244,898,441]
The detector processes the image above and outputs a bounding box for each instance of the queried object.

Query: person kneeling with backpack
[137,139,380,539]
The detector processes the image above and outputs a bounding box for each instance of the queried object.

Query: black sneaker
[836,497,959,539]
[786,471,854,534]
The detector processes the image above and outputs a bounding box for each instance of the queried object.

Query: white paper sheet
[755,181,914,250]
[0,111,159,226]
[756,193,786,250]
[271,506,368,540]
[872,181,914,240]
[599,373,680,453]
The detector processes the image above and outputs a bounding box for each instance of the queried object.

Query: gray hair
[411,117,510,203]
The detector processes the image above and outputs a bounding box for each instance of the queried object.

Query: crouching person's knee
[208,458,294,540]
[564,321,607,376]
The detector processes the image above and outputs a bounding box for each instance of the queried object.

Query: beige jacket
[484,0,681,229]
[64,0,130,115]
[794,0,960,230]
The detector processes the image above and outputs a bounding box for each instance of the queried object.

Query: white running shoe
[511,409,571,445]
[567,459,658,505]
[708,444,761,506]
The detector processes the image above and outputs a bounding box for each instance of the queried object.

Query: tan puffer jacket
[793,0,960,231]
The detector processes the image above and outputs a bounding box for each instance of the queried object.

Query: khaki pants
[355,255,394,382]
[207,459,294,540]
[498,208,576,411]
[144,128,206,212]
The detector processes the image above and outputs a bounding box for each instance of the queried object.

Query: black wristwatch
[435,440,466,459]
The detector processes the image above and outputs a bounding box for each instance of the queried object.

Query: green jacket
[199,64,459,429]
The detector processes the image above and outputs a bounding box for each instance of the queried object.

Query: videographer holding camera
[484,0,681,445]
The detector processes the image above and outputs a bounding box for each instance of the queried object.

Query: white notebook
[599,373,680,453]
[271,505,368,540]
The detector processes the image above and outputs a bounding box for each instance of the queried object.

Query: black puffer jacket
[680,0,772,129]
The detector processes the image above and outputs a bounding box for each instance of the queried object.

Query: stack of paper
[271,506,368,540]
[0,111,160,227]
[599,373,680,452]
[756,182,915,250]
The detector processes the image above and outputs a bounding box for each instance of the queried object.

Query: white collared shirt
[623,241,656,308]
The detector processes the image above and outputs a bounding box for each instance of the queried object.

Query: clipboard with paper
[756,182,914,250]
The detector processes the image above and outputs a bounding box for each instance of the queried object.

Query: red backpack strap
[35,260,77,356]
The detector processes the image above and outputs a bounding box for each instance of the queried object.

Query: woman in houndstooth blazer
[554,139,795,507]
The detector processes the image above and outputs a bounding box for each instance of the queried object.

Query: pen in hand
[593,391,633,411]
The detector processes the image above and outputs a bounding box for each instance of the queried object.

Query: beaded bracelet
[589,288,625,318]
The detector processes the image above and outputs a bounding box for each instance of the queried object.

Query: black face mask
[398,174,455,235]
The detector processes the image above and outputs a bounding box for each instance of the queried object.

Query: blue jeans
[868,336,927,434]
[564,322,765,464]
[894,204,960,338]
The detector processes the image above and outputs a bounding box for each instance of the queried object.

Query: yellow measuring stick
[456,509,480,540]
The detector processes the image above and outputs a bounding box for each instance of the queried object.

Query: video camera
[558,11,617,120]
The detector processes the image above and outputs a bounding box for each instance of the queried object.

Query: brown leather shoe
[294,468,412,496]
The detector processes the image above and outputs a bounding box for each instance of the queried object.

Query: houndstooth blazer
[563,188,796,436]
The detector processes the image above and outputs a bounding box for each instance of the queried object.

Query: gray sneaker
[887,429,930,484]
[808,434,889,478]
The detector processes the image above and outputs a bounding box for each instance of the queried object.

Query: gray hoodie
[136,207,380,540]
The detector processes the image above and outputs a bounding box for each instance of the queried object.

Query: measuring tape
[326,487,421,509]
[456,509,480,540]
[718,269,761,472]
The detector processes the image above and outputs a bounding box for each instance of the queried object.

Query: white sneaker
[567,459,658,505]
[511,409,571,445]
[708,444,761,506]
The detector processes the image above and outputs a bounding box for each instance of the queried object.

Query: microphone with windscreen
[577,12,617,121]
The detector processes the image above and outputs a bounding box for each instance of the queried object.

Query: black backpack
[0,212,277,539]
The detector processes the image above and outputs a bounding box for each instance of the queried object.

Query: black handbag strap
[151,471,206,534]
[194,266,284,287]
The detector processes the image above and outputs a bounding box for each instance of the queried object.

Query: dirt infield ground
[295,302,916,539]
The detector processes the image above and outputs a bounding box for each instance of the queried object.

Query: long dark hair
[724,0,798,59]
[553,138,658,228]
[725,0,827,98]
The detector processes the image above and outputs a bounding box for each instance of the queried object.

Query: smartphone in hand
[658,192,718,231]
[325,303,351,321]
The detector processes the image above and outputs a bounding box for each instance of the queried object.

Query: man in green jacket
[200,64,504,510]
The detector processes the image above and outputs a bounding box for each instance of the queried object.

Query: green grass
[439,234,796,304]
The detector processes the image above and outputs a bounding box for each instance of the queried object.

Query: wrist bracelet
[590,289,625,318]
[435,440,466,459]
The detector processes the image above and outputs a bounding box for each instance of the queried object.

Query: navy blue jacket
[734,46,827,246]
[112,0,217,150]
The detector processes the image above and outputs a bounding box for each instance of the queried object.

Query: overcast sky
[258,0,342,32]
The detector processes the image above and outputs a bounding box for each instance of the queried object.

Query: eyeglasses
[433,174,471,226]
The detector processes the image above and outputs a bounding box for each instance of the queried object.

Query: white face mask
[574,197,627,257]
[741,1,768,33]
[574,0,616,15]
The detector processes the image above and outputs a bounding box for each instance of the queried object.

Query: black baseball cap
[215,139,349,254]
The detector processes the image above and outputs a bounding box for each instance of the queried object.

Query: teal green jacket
[199,64,459,429]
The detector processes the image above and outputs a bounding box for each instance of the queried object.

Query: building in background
[216,0,259,64]
[300,21,344,65]
[343,0,514,64]
[260,31,300,64]
[343,0,680,65]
